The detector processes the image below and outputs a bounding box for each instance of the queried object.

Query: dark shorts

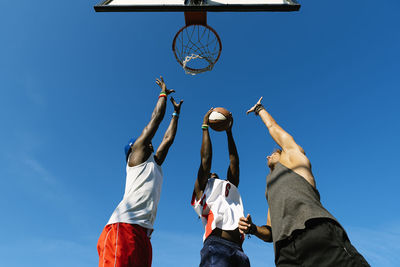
[275,219,370,267]
[200,235,250,267]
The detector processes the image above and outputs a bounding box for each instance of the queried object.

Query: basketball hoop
[172,12,222,75]
[94,0,301,75]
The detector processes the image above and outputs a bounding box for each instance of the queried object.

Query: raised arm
[226,117,239,187]
[247,97,301,153]
[154,97,183,166]
[136,77,174,145]
[194,109,213,201]
[238,211,272,243]
[128,76,174,166]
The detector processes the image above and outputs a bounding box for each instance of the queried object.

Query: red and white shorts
[97,223,152,267]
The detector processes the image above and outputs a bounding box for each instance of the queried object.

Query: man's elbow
[263,237,273,243]
[261,226,273,243]
[261,235,273,243]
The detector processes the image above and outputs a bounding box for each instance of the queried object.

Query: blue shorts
[200,235,250,267]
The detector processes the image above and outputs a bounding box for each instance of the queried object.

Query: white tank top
[107,153,163,230]
[191,178,245,241]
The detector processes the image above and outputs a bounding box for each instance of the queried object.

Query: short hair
[274,148,282,154]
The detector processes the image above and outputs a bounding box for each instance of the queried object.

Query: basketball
[209,107,232,131]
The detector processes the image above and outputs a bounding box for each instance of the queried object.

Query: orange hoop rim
[172,23,222,74]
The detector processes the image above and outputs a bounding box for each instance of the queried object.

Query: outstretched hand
[156,76,175,95]
[238,214,253,234]
[170,97,183,114]
[203,108,214,125]
[246,97,263,115]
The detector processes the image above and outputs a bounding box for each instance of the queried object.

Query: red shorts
[97,223,152,267]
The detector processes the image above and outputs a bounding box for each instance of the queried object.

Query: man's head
[125,138,155,162]
[125,138,137,162]
[148,142,154,153]
[210,173,220,179]
[267,149,282,169]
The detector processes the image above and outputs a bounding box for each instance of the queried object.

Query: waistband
[204,235,243,250]
[108,223,153,238]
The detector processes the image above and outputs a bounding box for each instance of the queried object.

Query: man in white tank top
[97,76,183,267]
[191,109,250,267]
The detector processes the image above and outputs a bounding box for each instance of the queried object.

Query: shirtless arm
[128,76,174,166]
[226,117,239,187]
[246,97,301,153]
[154,97,183,166]
[194,109,213,201]
[247,97,315,186]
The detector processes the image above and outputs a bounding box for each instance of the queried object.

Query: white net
[173,24,222,75]
[182,54,214,75]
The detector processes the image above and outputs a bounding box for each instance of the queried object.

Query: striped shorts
[97,223,152,267]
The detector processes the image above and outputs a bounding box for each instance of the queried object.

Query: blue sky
[1,0,400,266]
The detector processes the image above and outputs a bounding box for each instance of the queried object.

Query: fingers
[238,221,249,229]
[170,97,183,106]
[170,97,184,113]
[227,116,233,130]
[246,106,255,115]
[156,76,166,90]
[203,108,213,124]
[247,214,252,224]
[238,217,251,234]
[246,97,263,115]
[156,76,163,83]
[156,76,164,84]
[204,108,213,116]
[239,216,248,223]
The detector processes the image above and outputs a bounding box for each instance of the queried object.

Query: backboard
[94,0,301,75]
[94,0,300,12]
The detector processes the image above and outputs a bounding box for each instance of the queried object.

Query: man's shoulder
[281,149,310,168]
[128,152,156,168]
